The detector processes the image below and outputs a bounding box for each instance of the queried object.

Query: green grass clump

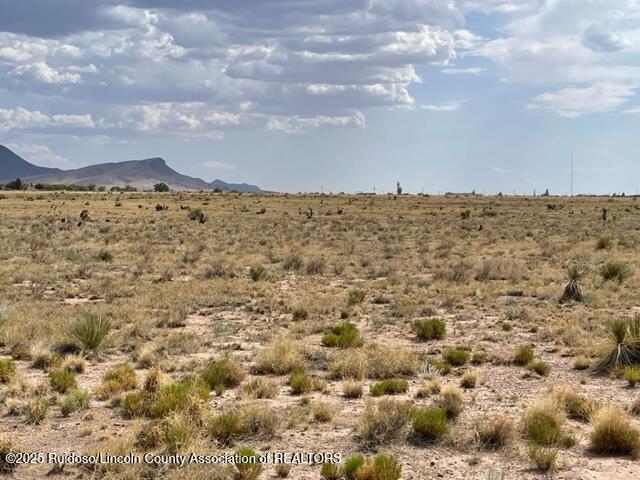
[235,447,263,480]
[590,406,640,457]
[49,368,77,393]
[208,405,278,446]
[528,445,557,473]
[442,348,469,366]
[411,407,448,441]
[596,236,612,250]
[97,363,137,399]
[370,378,408,397]
[526,360,550,377]
[25,397,48,424]
[0,358,16,383]
[121,391,147,418]
[68,313,111,355]
[241,378,279,399]
[0,435,19,473]
[334,453,401,480]
[342,453,365,479]
[249,264,268,282]
[149,378,209,418]
[600,261,632,283]
[514,345,534,366]
[321,322,363,348]
[412,318,446,341]
[358,400,412,447]
[60,389,90,417]
[348,288,366,305]
[523,400,568,446]
[288,370,313,395]
[625,366,640,387]
[201,359,244,394]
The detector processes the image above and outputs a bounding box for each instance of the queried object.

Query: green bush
[288,370,313,395]
[412,318,446,341]
[442,348,469,366]
[49,368,77,394]
[249,264,267,282]
[235,447,263,480]
[121,391,147,418]
[342,453,365,479]
[201,359,244,393]
[514,345,534,366]
[625,366,640,387]
[97,363,137,399]
[25,398,48,424]
[321,322,363,348]
[0,358,16,383]
[526,360,550,377]
[348,289,366,305]
[60,389,90,417]
[149,379,209,418]
[370,378,408,397]
[412,407,448,441]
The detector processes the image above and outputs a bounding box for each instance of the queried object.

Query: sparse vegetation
[3,191,640,478]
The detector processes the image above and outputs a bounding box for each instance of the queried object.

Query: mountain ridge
[0,145,262,192]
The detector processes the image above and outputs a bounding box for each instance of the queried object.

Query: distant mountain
[0,145,263,192]
[22,157,213,191]
[0,144,61,179]
[210,179,262,193]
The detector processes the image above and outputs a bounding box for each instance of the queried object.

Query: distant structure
[396,181,403,195]
[571,153,574,197]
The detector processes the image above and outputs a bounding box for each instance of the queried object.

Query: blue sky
[0,0,639,193]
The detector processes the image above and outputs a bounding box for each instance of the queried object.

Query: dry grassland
[1,191,640,479]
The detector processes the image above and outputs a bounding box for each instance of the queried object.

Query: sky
[0,0,639,194]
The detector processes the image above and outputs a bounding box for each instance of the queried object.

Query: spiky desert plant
[69,313,111,356]
[594,318,640,373]
[560,263,588,303]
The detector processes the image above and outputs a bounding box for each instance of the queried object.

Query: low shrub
[254,338,305,375]
[412,318,446,341]
[443,348,469,366]
[49,368,77,394]
[249,264,267,282]
[411,407,448,441]
[527,445,557,473]
[97,363,137,399]
[474,415,515,449]
[60,389,90,417]
[436,385,463,420]
[590,406,640,457]
[321,322,363,349]
[241,378,279,399]
[370,378,408,397]
[149,378,209,418]
[523,400,566,446]
[201,359,245,393]
[514,345,534,366]
[25,397,48,424]
[0,358,16,383]
[208,404,278,445]
[358,400,412,447]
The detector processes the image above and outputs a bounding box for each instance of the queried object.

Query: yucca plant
[69,313,111,356]
[594,318,640,373]
[560,263,588,303]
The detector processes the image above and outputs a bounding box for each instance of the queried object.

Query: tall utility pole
[571,153,574,197]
